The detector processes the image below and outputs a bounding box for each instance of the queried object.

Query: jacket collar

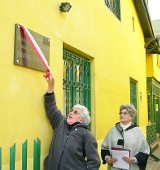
[115,122,137,133]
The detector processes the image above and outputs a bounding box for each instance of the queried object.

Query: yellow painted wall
[0,0,149,169]
[146,54,160,81]
[146,54,154,77]
[95,0,148,139]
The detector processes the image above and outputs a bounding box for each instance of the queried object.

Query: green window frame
[63,49,91,117]
[130,78,137,123]
[147,77,160,133]
[104,0,121,20]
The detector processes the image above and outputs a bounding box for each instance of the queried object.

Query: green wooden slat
[156,98,160,133]
[153,95,156,122]
[33,139,37,170]
[72,57,76,106]
[37,138,41,170]
[10,144,16,170]
[0,147,2,170]
[149,153,160,162]
[70,56,73,107]
[33,138,41,170]
[22,140,27,170]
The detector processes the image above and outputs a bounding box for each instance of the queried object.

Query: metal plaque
[14,24,50,72]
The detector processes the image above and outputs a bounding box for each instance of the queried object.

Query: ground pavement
[146,145,160,170]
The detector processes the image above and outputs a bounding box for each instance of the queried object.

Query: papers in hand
[111,147,130,170]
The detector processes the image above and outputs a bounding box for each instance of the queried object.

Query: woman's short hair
[119,104,137,119]
[73,104,91,125]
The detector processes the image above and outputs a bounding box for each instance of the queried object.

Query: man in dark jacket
[43,73,100,170]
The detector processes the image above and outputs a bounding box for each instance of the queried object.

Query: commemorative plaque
[14,24,50,72]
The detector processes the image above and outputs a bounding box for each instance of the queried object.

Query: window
[130,78,137,123]
[105,0,121,20]
[63,49,91,116]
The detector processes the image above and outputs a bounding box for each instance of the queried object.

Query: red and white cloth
[20,24,51,79]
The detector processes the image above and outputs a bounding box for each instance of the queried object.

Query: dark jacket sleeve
[135,152,149,170]
[84,131,101,170]
[43,92,64,129]
[101,149,110,164]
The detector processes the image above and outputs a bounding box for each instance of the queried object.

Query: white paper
[111,149,130,170]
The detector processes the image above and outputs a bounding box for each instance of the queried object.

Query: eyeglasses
[70,109,79,114]
[119,111,128,115]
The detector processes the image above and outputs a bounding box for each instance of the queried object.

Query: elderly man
[43,73,100,170]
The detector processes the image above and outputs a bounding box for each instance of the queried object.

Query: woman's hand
[122,156,136,164]
[106,156,117,166]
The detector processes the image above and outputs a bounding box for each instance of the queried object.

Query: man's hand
[43,72,54,93]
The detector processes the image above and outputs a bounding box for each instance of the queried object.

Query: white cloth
[120,122,132,130]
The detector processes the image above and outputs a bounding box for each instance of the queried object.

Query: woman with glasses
[43,73,100,170]
[101,104,150,170]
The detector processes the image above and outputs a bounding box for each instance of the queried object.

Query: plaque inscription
[14,24,50,72]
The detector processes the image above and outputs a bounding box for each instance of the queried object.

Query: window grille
[63,49,91,116]
[146,123,156,146]
[105,0,121,20]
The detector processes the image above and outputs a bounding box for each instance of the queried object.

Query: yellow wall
[0,0,149,169]
[147,54,160,81]
[146,54,154,77]
[95,0,148,138]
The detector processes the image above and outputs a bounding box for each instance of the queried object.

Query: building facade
[0,0,159,169]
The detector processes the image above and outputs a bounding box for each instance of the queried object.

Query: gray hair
[73,104,91,125]
[119,104,137,119]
